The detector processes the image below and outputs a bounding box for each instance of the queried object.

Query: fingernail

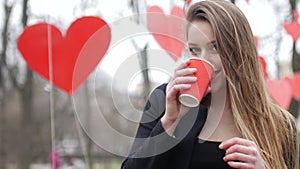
[219,143,223,149]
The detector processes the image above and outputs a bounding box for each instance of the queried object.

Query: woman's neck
[198,93,241,141]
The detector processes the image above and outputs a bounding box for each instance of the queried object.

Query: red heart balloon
[284,11,300,42]
[286,72,300,101]
[266,77,292,109]
[147,6,185,61]
[18,16,111,95]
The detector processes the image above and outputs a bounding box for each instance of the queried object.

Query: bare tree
[130,0,151,103]
[0,0,33,168]
[0,1,15,168]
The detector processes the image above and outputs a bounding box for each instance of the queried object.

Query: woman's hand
[161,60,197,133]
[219,137,265,169]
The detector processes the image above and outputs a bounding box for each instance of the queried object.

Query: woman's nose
[198,50,209,61]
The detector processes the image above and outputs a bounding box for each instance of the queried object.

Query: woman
[121,0,299,169]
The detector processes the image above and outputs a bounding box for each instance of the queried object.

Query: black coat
[121,83,208,169]
[121,83,297,169]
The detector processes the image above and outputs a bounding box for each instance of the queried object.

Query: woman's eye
[212,44,218,51]
[209,43,218,51]
[189,47,201,54]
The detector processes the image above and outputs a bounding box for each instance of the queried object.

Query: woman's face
[187,20,226,93]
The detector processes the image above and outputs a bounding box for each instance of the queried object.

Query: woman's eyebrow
[187,40,216,46]
[187,42,198,46]
[208,40,216,45]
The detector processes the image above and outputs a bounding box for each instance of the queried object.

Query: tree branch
[22,0,29,27]
[1,3,13,69]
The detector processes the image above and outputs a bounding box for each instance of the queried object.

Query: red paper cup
[179,58,214,107]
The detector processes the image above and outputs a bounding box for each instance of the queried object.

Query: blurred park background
[0,0,300,169]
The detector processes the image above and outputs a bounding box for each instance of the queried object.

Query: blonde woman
[121,1,299,169]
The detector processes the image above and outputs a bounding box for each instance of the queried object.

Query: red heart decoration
[284,11,300,42]
[286,72,300,101]
[147,6,185,61]
[183,0,192,5]
[254,36,259,47]
[258,56,267,78]
[266,77,293,109]
[18,16,111,95]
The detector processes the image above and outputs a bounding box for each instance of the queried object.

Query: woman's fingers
[174,76,197,85]
[174,68,197,77]
[223,152,256,163]
[227,161,256,169]
[219,137,265,169]
[219,137,255,150]
[225,144,257,156]
[174,59,190,71]
[163,60,197,131]
[167,76,197,100]
[167,64,197,94]
[167,83,191,98]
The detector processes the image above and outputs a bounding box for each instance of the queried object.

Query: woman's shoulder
[143,83,168,113]
[145,83,168,103]
[155,83,168,93]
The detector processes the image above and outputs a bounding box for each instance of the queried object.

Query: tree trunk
[18,70,34,169]
[0,73,7,169]
[289,43,300,118]
[0,1,13,168]
[22,0,29,27]
[289,0,296,11]
[83,83,93,169]
[130,0,150,102]
[18,0,33,168]
[139,45,151,101]
[288,0,300,118]
[292,43,300,72]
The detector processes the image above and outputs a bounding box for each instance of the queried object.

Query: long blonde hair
[186,1,299,168]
